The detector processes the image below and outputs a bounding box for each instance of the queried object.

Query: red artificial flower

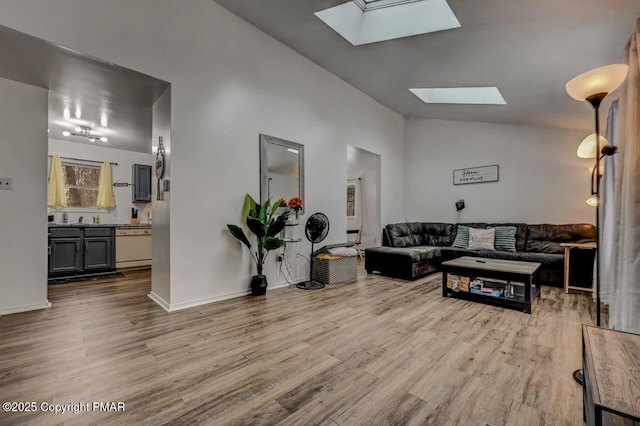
[287,197,303,211]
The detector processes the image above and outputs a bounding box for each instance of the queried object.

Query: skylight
[354,0,421,11]
[409,87,507,105]
[315,0,461,46]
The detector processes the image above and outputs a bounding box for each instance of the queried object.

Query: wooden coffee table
[441,256,542,314]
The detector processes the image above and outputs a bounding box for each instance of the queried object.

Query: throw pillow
[493,226,517,252]
[327,247,358,257]
[468,228,496,251]
[452,226,469,248]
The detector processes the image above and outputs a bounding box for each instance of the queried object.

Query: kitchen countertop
[48,223,152,228]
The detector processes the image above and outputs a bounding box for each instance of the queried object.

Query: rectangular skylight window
[409,87,507,105]
[315,0,460,46]
[355,0,421,11]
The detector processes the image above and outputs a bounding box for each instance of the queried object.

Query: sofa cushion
[422,222,456,246]
[492,226,517,252]
[458,222,489,230]
[385,222,424,248]
[488,223,527,252]
[519,252,564,266]
[440,246,477,261]
[367,246,441,262]
[475,250,522,261]
[468,228,496,250]
[525,224,596,254]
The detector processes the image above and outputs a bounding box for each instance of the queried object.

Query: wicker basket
[312,255,357,285]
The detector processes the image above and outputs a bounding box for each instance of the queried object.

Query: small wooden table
[582,325,640,425]
[441,256,541,314]
[561,242,596,294]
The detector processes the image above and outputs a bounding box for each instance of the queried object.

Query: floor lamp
[565,63,629,385]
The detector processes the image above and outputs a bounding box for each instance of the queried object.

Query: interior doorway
[346,145,381,249]
[0,24,171,305]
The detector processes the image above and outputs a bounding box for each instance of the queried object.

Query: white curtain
[601,18,640,333]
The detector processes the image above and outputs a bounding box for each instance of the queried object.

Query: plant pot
[250,275,268,296]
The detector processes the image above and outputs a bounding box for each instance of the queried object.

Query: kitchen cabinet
[48,226,115,280]
[132,164,152,203]
[49,227,82,275]
[83,228,114,271]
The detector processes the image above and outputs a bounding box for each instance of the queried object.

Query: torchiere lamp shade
[587,197,598,207]
[578,133,610,158]
[566,64,629,101]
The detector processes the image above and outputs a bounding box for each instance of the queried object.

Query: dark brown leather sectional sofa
[364,222,596,287]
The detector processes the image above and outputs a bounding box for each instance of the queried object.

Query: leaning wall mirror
[260,134,304,214]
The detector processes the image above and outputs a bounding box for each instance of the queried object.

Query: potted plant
[227,194,291,295]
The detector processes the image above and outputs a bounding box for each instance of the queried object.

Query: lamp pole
[585,92,606,327]
[565,63,628,387]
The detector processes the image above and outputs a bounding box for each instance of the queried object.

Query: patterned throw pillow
[452,226,469,248]
[468,227,496,251]
[493,226,517,252]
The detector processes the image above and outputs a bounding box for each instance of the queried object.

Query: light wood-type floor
[0,264,594,425]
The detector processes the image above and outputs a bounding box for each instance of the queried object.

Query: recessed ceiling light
[100,137,108,142]
[75,126,82,132]
[62,131,71,137]
[315,0,460,46]
[409,87,507,105]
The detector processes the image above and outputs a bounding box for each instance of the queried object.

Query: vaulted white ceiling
[214,0,640,130]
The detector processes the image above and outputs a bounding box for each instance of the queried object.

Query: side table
[582,325,640,425]
[561,242,596,294]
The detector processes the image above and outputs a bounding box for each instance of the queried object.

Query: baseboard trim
[159,280,303,312]
[147,291,171,312]
[0,300,52,316]
[166,289,251,312]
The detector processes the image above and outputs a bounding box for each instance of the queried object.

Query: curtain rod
[48,155,118,166]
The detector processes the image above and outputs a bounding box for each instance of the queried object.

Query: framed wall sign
[453,165,499,185]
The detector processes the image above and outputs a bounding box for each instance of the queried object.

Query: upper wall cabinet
[132,164,152,203]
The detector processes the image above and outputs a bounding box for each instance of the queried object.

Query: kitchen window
[61,161,101,208]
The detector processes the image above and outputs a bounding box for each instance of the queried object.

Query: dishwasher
[115,227,152,269]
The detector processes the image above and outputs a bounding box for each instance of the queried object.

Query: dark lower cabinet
[84,237,113,271]
[49,238,81,274]
[48,227,115,280]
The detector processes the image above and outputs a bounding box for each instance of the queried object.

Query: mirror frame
[260,134,305,214]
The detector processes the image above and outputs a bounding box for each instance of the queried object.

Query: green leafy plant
[227,194,291,276]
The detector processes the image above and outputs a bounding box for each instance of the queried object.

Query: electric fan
[297,212,330,290]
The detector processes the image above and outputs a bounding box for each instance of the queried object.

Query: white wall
[0,78,50,315]
[347,146,381,249]
[48,138,153,225]
[405,119,594,224]
[150,87,171,308]
[0,0,405,311]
